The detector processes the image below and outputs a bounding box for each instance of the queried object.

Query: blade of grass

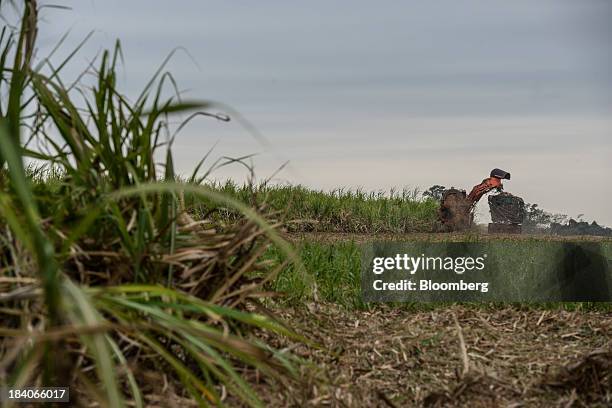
[62,279,125,408]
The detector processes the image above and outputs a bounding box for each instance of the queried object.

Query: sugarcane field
[0,1,610,407]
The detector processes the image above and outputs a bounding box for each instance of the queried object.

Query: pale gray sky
[37,0,611,224]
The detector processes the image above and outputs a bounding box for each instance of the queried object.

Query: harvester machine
[439,168,524,233]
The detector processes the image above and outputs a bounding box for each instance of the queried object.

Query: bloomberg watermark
[361,241,612,302]
[372,253,489,293]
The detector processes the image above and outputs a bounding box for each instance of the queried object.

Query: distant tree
[423,185,446,201]
[523,203,567,228]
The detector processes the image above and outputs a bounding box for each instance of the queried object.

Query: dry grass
[244,303,611,407]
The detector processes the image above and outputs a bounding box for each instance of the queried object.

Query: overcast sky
[37,0,611,224]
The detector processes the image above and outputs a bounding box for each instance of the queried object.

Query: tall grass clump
[0,2,300,406]
[187,182,439,234]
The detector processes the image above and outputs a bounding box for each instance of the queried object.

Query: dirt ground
[249,303,611,407]
[152,231,611,407]
[285,231,612,244]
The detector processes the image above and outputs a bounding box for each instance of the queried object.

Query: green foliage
[265,239,611,312]
[186,181,439,234]
[268,240,363,308]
